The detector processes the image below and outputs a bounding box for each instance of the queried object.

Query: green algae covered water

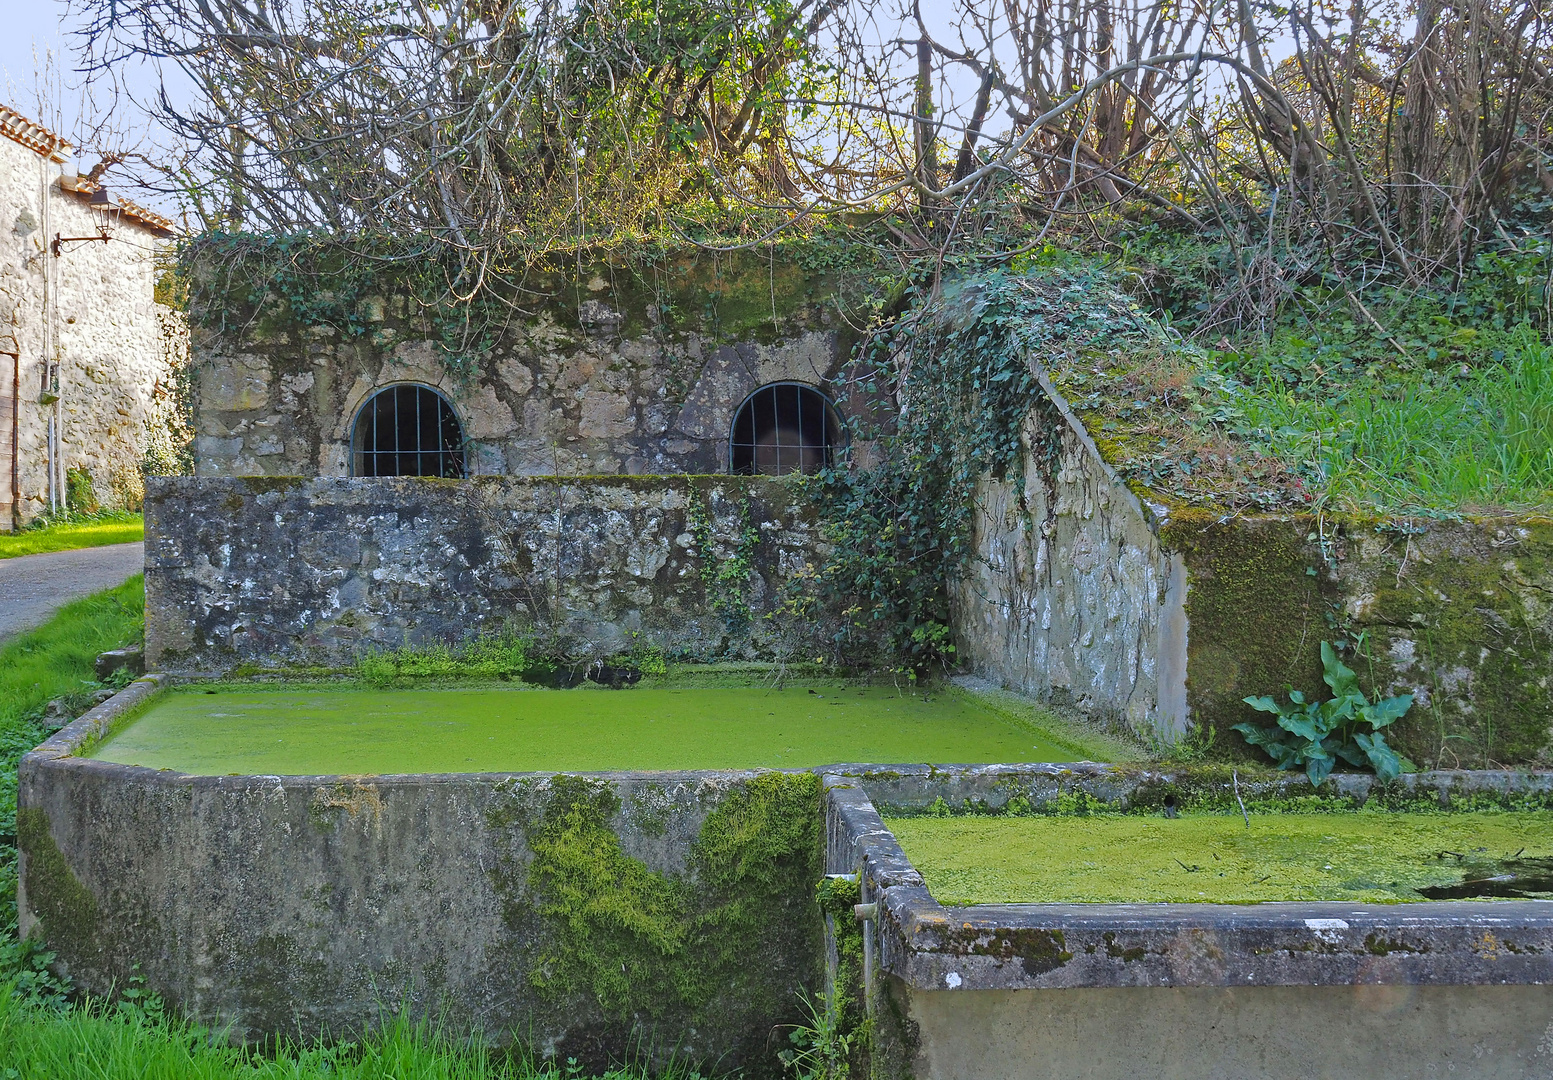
[88,683,1092,775]
[886,812,1553,904]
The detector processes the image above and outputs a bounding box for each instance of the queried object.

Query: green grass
[89,682,1102,775]
[0,989,684,1079]
[886,809,1553,904]
[1,576,145,1009]
[1234,325,1553,513]
[0,515,144,559]
[0,575,145,842]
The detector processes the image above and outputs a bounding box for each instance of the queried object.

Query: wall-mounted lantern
[51,185,122,257]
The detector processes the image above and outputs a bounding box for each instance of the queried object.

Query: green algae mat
[886,811,1553,904]
[88,684,1093,775]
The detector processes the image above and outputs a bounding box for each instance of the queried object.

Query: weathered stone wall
[1166,512,1553,769]
[0,116,182,526]
[145,474,829,672]
[952,365,1553,764]
[20,679,824,1074]
[189,249,878,478]
[950,374,1188,743]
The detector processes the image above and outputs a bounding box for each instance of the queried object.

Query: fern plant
[1233,641,1413,786]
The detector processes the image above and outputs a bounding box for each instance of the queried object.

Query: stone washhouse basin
[18,677,1553,1080]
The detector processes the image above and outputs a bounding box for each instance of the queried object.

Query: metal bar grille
[351,385,466,477]
[729,382,838,476]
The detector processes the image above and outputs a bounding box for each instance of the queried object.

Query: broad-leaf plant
[1233,641,1414,786]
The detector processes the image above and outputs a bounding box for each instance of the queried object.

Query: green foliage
[1231,325,1553,512]
[0,515,143,560]
[357,635,532,685]
[688,493,759,636]
[778,989,857,1080]
[802,265,1138,673]
[507,772,821,1021]
[0,577,144,1010]
[810,875,866,1065]
[63,468,99,515]
[1234,641,1414,785]
[0,984,692,1079]
[618,634,668,677]
[1099,228,1553,513]
[355,627,686,687]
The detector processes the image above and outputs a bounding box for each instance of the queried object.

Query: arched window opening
[729,383,841,476]
[351,384,466,477]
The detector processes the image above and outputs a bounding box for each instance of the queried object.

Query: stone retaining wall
[951,370,1187,743]
[953,358,1553,766]
[145,474,830,672]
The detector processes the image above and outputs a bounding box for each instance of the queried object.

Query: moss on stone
[487,772,822,1028]
[238,476,308,495]
[16,807,99,956]
[1161,510,1331,757]
[1352,521,1553,767]
[1162,511,1553,767]
[1161,509,1553,764]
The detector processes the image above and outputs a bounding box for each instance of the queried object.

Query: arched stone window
[350,384,466,477]
[729,382,842,476]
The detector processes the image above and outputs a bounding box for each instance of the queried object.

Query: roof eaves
[0,103,72,163]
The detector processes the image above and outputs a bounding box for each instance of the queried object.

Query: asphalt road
[0,542,145,643]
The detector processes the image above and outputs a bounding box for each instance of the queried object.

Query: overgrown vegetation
[489,772,821,1033]
[1,578,144,1009]
[1234,640,1415,785]
[353,627,672,688]
[0,988,699,1080]
[800,264,1140,673]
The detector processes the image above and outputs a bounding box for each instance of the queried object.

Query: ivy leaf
[1242,695,1282,715]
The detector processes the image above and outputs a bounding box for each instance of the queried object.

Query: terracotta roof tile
[58,172,178,237]
[0,102,71,163]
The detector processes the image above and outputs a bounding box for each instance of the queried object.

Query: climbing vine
[688,492,760,637]
[801,262,1140,674]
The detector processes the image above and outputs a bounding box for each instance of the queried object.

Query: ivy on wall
[799,262,1141,674]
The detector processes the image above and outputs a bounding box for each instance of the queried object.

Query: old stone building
[0,102,180,528]
[189,252,864,480]
[145,251,873,668]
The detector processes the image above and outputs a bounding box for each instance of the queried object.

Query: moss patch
[1161,510,1331,754]
[15,808,97,953]
[489,772,822,1026]
[885,810,1553,904]
[1162,512,1553,767]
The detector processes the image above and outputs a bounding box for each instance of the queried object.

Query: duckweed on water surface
[885,811,1553,904]
[87,683,1097,774]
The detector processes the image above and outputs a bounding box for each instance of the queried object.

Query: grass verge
[0,988,689,1079]
[1,576,145,1008]
[1233,325,1553,514]
[0,515,144,559]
